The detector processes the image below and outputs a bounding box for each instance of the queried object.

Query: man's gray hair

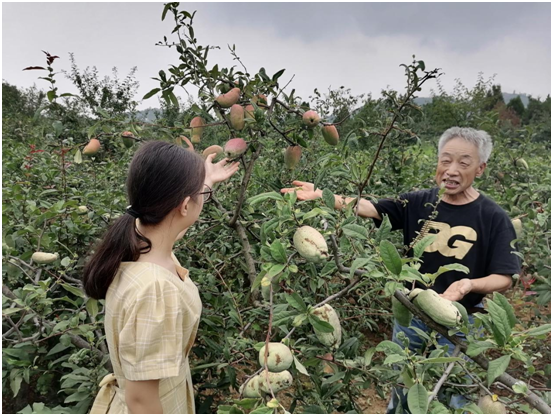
[438,127,493,163]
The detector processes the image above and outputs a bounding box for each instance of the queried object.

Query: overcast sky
[2,2,551,110]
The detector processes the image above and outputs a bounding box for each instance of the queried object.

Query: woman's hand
[280,180,322,201]
[204,153,240,187]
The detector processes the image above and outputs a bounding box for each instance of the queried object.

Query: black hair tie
[126,205,140,219]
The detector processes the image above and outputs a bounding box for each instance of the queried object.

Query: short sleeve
[119,278,184,381]
[372,193,410,231]
[485,214,522,276]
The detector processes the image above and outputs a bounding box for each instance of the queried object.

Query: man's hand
[204,153,240,187]
[440,278,473,302]
[280,180,322,201]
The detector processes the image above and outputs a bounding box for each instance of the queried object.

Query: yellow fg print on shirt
[423,221,477,260]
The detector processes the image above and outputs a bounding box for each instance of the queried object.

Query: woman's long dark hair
[82,141,206,299]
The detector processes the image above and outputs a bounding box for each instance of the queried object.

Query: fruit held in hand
[413,289,461,327]
[259,343,293,372]
[229,104,245,131]
[322,125,339,145]
[302,110,321,128]
[215,87,241,108]
[32,252,59,264]
[83,138,101,155]
[313,304,342,349]
[190,117,205,143]
[478,395,506,414]
[284,146,302,169]
[293,226,328,263]
[202,145,224,159]
[224,138,247,159]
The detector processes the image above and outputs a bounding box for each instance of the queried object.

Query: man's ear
[179,196,191,217]
[476,162,487,178]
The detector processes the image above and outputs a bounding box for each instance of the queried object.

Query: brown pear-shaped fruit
[229,104,245,131]
[215,87,241,108]
[284,146,302,169]
[83,138,101,155]
[322,125,339,145]
[190,117,205,143]
[303,110,321,128]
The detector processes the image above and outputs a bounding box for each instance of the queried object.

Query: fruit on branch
[261,275,279,301]
[202,145,224,159]
[321,125,339,145]
[515,157,529,170]
[83,138,101,155]
[224,138,247,159]
[215,87,241,108]
[229,104,245,131]
[259,343,293,372]
[293,226,328,263]
[313,304,342,349]
[121,131,135,148]
[302,110,321,128]
[76,206,88,215]
[284,146,302,169]
[413,289,461,327]
[240,376,262,398]
[512,218,523,238]
[408,288,423,300]
[478,395,506,414]
[392,289,412,327]
[190,117,205,143]
[258,370,293,394]
[31,252,59,264]
[252,94,268,109]
[244,104,255,119]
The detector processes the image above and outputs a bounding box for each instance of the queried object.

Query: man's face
[435,137,486,195]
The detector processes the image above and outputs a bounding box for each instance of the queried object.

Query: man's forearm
[469,274,512,294]
[332,194,382,219]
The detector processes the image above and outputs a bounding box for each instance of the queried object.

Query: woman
[83,140,240,413]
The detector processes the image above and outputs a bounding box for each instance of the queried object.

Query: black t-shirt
[373,188,521,308]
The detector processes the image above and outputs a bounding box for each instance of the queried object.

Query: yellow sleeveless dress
[90,254,202,414]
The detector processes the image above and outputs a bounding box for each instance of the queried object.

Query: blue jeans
[386,305,482,414]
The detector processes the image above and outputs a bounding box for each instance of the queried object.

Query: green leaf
[342,224,368,240]
[251,270,266,292]
[413,234,436,258]
[487,300,511,345]
[250,406,273,414]
[270,240,287,264]
[293,355,309,376]
[462,403,483,414]
[2,307,22,316]
[60,257,71,267]
[61,283,84,298]
[512,380,529,395]
[73,149,82,164]
[466,341,496,357]
[407,383,428,414]
[322,189,335,210]
[380,240,403,275]
[86,298,98,319]
[526,324,551,337]
[266,264,285,280]
[308,314,334,333]
[143,88,161,100]
[64,390,90,403]
[10,372,22,397]
[161,3,171,20]
[363,347,375,366]
[349,257,372,279]
[431,263,469,280]
[376,340,405,356]
[375,214,392,244]
[384,354,407,365]
[487,355,511,386]
[284,292,307,312]
[452,301,469,325]
[420,356,462,364]
[47,90,57,103]
[247,192,283,206]
[493,292,517,329]
[46,342,71,357]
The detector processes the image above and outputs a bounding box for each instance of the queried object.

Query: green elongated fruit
[229,104,245,130]
[321,125,339,145]
[239,375,262,398]
[392,290,413,327]
[515,157,529,170]
[413,289,461,327]
[224,138,247,159]
[408,288,423,301]
[284,146,302,169]
[302,110,321,128]
[190,117,205,143]
[313,304,342,349]
[293,226,328,263]
[259,343,293,372]
[512,218,523,238]
[261,275,279,301]
[32,252,59,264]
[258,370,293,394]
[478,395,507,414]
[202,145,223,159]
[215,87,241,108]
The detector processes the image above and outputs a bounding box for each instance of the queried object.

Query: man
[281,127,521,411]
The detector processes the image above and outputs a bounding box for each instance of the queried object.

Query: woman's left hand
[204,153,240,187]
